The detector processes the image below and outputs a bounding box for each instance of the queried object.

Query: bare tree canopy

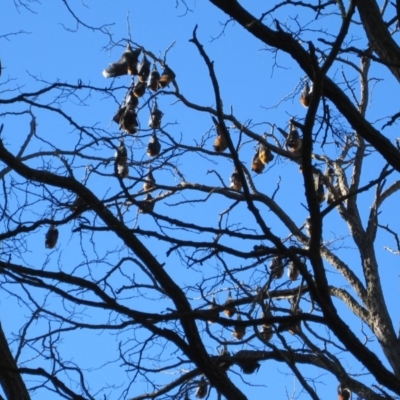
[1,1,400,399]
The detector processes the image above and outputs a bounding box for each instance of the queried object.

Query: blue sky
[1,1,400,399]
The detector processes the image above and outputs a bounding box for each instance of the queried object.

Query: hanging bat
[148,102,163,129]
[218,345,232,371]
[116,163,129,179]
[195,376,208,399]
[115,140,129,178]
[102,43,142,78]
[45,225,59,249]
[223,291,236,318]
[125,90,139,108]
[137,54,151,82]
[133,80,147,98]
[260,326,273,342]
[287,261,300,281]
[212,116,228,152]
[287,299,301,334]
[278,318,300,335]
[338,384,351,400]
[233,314,246,340]
[115,140,128,164]
[258,143,274,164]
[143,167,156,192]
[113,91,139,125]
[251,152,265,174]
[158,65,175,88]
[112,106,125,125]
[230,167,242,191]
[270,256,284,279]
[120,106,138,134]
[286,121,302,152]
[236,358,260,374]
[147,64,160,92]
[138,193,154,214]
[214,135,227,152]
[147,132,161,157]
[261,303,273,329]
[300,81,313,108]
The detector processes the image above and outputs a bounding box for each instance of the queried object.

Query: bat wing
[103,57,129,78]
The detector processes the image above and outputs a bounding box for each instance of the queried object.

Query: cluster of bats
[104,43,175,215]
[44,59,349,399]
[44,43,176,248]
[12,37,348,399]
[212,81,316,192]
[203,289,352,399]
[216,291,301,339]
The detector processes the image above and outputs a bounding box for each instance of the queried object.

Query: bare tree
[1,1,400,399]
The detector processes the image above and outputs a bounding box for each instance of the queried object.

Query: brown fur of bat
[45,225,59,249]
[223,291,236,318]
[137,54,151,82]
[138,193,154,214]
[102,43,141,78]
[260,326,273,342]
[212,116,228,152]
[147,64,160,92]
[258,144,274,164]
[287,261,300,281]
[147,132,161,157]
[230,167,242,191]
[236,358,260,374]
[158,65,175,88]
[214,134,228,152]
[233,314,246,340]
[286,121,302,152]
[208,297,220,324]
[119,106,138,134]
[143,168,156,192]
[338,384,351,400]
[251,152,265,174]
[300,81,312,108]
[133,80,147,98]
[270,256,284,279]
[195,376,208,399]
[148,102,163,129]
